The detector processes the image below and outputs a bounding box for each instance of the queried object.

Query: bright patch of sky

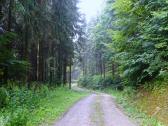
[78,0,105,23]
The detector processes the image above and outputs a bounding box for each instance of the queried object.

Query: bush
[91,75,104,89]
[7,108,29,126]
[0,87,9,108]
[78,75,102,89]
[78,76,92,88]
[0,82,52,126]
[102,76,113,87]
[0,82,87,126]
[78,75,123,90]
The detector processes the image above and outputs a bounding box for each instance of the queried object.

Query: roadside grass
[135,79,168,125]
[103,88,165,126]
[29,87,88,126]
[33,87,89,126]
[0,85,88,126]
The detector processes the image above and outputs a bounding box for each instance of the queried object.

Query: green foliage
[0,82,87,126]
[30,87,87,126]
[78,75,103,89]
[0,32,29,82]
[84,0,168,87]
[1,0,83,84]
[78,75,122,90]
[102,76,113,87]
[7,108,29,126]
[0,87,9,108]
[8,87,39,110]
[111,0,168,86]
[78,76,93,88]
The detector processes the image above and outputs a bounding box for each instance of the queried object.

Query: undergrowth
[135,77,168,125]
[0,82,87,126]
[78,74,123,90]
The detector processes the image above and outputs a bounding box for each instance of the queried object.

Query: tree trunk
[29,43,37,81]
[37,40,40,81]
[38,40,44,81]
[100,53,103,77]
[112,62,115,78]
[103,61,106,79]
[82,60,85,76]
[69,58,72,89]
[4,0,13,83]
[57,45,62,85]
[3,66,8,84]
[8,0,13,31]
[0,4,2,21]
[63,58,67,86]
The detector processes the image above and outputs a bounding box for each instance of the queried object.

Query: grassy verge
[0,84,88,126]
[103,88,165,126]
[30,87,88,126]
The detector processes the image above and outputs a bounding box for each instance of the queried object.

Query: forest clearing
[0,0,168,126]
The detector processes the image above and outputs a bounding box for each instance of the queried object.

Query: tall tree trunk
[3,66,8,84]
[82,61,85,76]
[4,0,13,83]
[0,4,2,21]
[69,58,72,89]
[37,40,40,81]
[103,61,106,79]
[112,62,115,78]
[38,40,44,81]
[99,53,103,77]
[63,57,67,86]
[8,0,13,31]
[29,43,37,81]
[57,45,62,85]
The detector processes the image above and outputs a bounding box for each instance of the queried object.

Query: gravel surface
[53,93,136,126]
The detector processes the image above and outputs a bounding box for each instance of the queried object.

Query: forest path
[53,86,137,126]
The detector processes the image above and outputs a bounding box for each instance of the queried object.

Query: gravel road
[53,93,136,126]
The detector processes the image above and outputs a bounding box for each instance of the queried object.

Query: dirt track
[53,93,136,126]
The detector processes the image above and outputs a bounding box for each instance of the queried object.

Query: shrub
[7,108,29,126]
[0,82,50,126]
[78,76,92,88]
[78,75,123,90]
[0,87,9,108]
[8,86,40,111]
[91,75,104,89]
[0,82,87,126]
[102,76,113,87]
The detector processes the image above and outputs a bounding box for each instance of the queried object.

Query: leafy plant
[0,87,9,108]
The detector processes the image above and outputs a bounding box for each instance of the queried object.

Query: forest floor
[53,85,136,126]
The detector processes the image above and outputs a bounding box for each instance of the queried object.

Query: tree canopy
[79,0,168,87]
[0,0,84,86]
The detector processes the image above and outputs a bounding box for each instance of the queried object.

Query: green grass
[29,87,88,126]
[102,88,165,126]
[0,85,88,126]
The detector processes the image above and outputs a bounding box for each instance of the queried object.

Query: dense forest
[79,0,168,89]
[0,0,86,87]
[78,0,168,125]
[0,0,87,126]
[0,0,168,125]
